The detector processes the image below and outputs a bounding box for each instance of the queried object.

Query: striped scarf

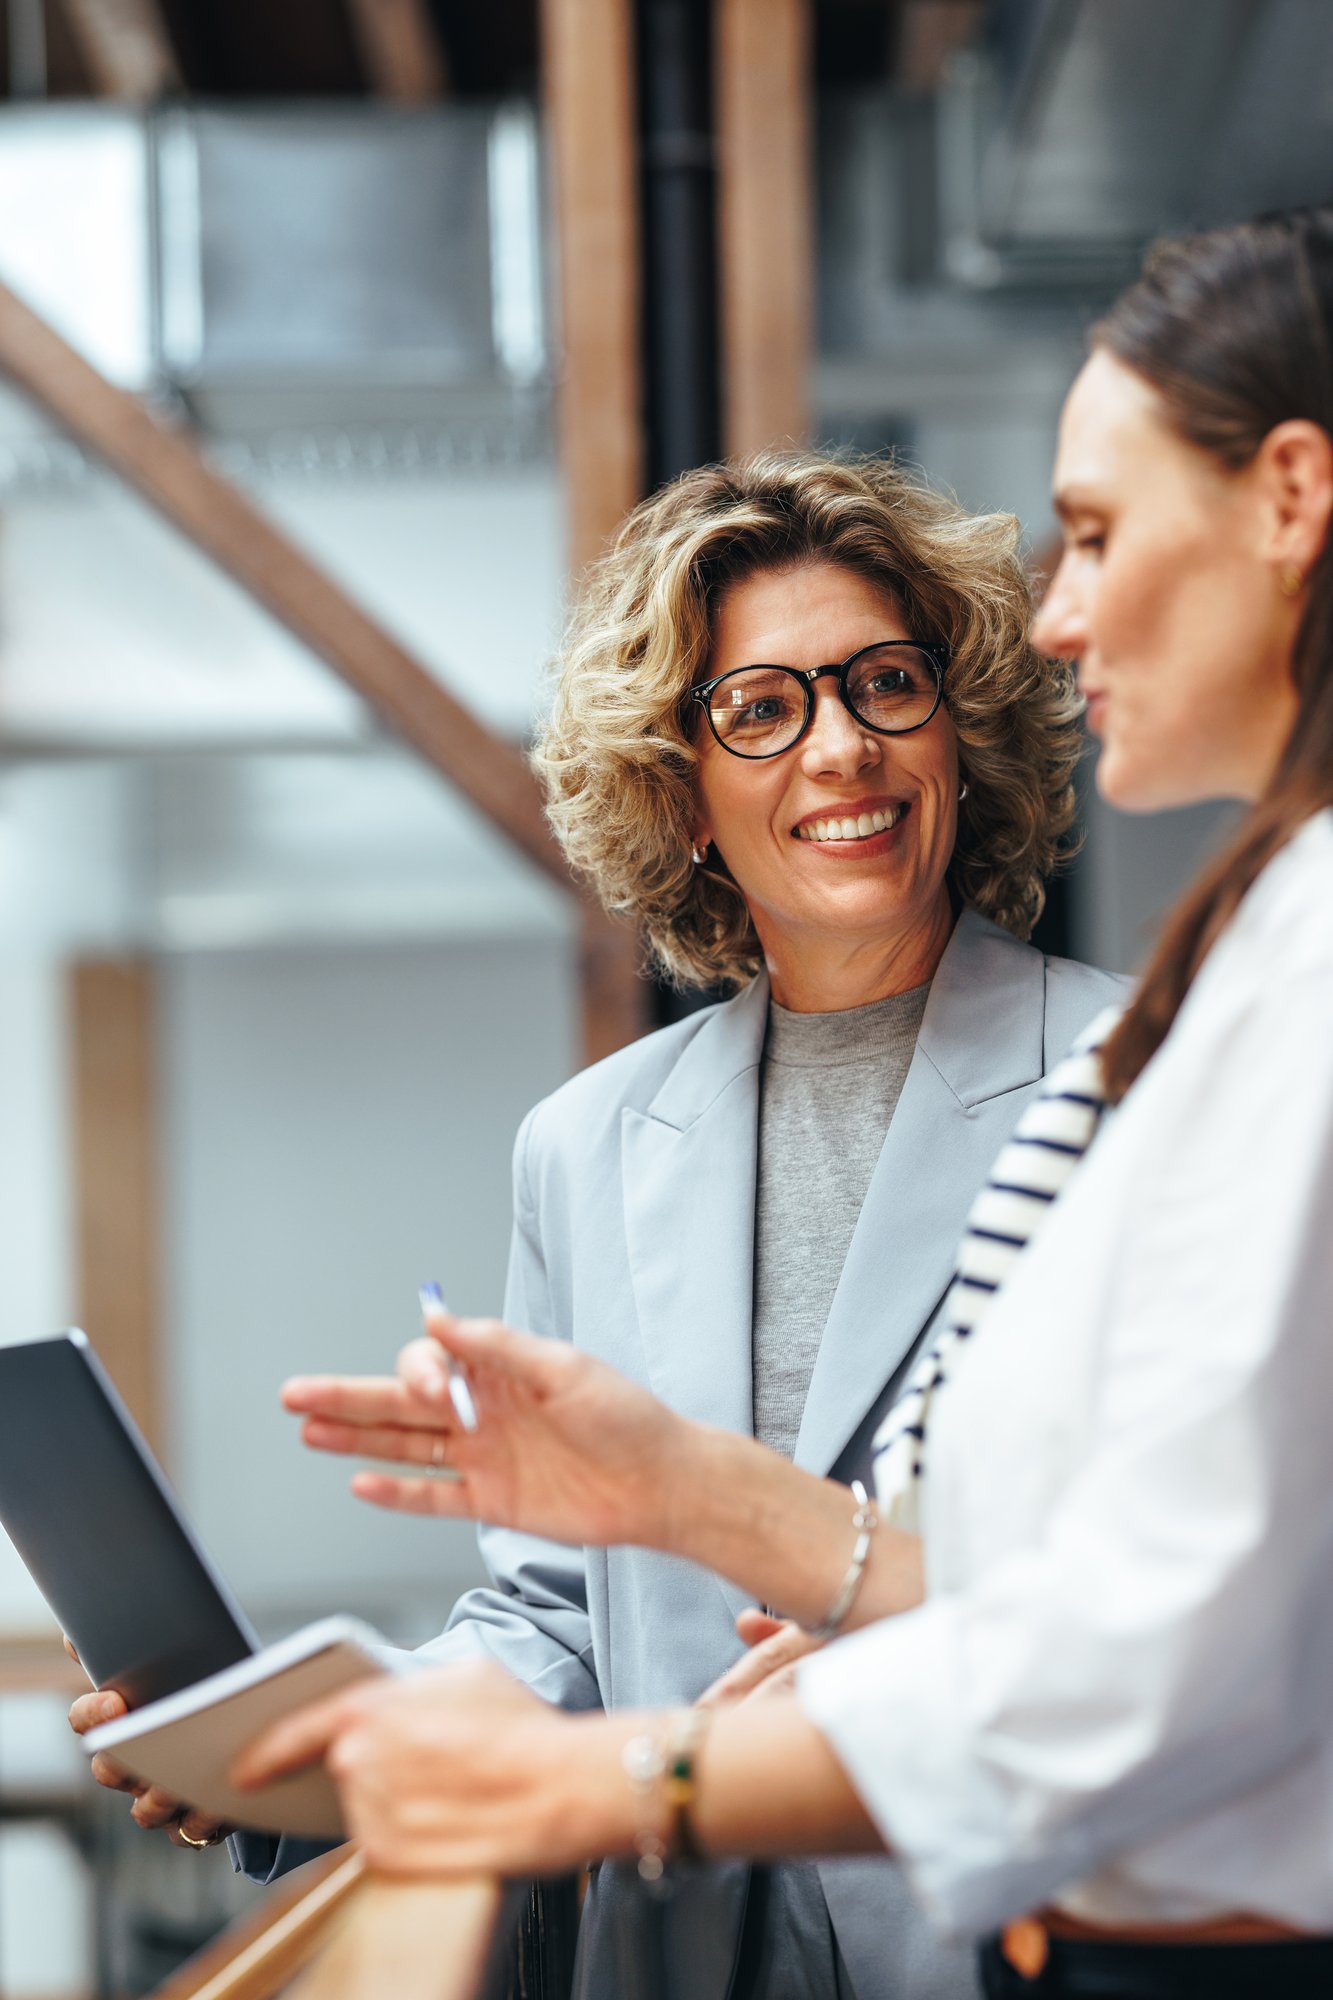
[873,1004,1124,1529]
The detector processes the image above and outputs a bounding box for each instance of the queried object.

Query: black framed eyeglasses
[688,640,948,760]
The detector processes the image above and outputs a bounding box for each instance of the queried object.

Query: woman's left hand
[232,1660,622,1878]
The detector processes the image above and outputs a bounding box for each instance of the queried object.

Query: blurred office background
[0,1,1328,1993]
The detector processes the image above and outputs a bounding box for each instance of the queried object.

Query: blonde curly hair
[534,449,1080,991]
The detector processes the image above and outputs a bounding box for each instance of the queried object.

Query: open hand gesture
[283,1317,687,1552]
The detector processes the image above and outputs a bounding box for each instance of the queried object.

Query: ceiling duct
[938,0,1333,289]
[156,104,545,433]
[0,100,548,486]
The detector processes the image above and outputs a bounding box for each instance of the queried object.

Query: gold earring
[1279,566,1305,598]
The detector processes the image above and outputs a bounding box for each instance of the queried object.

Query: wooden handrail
[149,1848,366,2000]
[146,1846,512,2000]
[287,1873,505,2000]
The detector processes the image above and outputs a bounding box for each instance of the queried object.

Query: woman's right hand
[65,1639,229,1848]
[284,1316,690,1552]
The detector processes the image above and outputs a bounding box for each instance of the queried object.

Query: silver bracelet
[804,1480,878,1641]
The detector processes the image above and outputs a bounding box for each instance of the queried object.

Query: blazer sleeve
[232,1106,602,1886]
[414,1104,602,1702]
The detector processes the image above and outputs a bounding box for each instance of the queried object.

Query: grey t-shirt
[743,982,930,2000]
[752,982,930,1460]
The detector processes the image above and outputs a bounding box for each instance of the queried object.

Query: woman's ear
[1255,419,1333,576]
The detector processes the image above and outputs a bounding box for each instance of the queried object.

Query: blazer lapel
[621,975,768,1439]
[793,910,1047,1476]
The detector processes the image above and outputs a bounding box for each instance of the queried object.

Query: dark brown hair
[1093,209,1333,1098]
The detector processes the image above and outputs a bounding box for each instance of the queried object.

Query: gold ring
[177,1822,225,1850]
[431,1436,447,1469]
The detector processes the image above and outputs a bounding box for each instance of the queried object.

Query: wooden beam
[541,0,651,1060]
[69,960,163,1456]
[540,0,644,577]
[895,0,985,94]
[0,1636,88,1695]
[55,0,180,98]
[345,0,449,103]
[0,280,565,889]
[716,0,813,459]
[577,905,648,1067]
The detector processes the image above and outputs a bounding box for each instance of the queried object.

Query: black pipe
[637,0,721,489]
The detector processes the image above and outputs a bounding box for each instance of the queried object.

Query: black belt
[978,1931,1333,1998]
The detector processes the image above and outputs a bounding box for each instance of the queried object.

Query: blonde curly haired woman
[262,450,1123,2000]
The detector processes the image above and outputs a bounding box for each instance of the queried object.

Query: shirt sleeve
[798,955,1333,1936]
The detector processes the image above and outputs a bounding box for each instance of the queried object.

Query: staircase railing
[145,1845,516,2000]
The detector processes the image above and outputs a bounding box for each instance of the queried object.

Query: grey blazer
[240,910,1124,1999]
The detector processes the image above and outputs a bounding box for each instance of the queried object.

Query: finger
[748,1626,818,1672]
[696,1629,811,1709]
[734,1609,786,1647]
[63,1634,83,1668]
[174,1811,227,1846]
[416,1315,571,1425]
[69,1689,128,1735]
[427,1315,537,1373]
[89,1751,145,1795]
[132,1784,187,1830]
[350,1471,475,1517]
[302,1417,454,1465]
[282,1375,412,1425]
[696,1659,755,1708]
[748,1665,800,1703]
[232,1680,379,1790]
[396,1338,455,1408]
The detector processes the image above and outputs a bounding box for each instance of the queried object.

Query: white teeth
[798,805,904,842]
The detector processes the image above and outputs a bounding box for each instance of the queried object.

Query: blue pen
[418,1282,479,1434]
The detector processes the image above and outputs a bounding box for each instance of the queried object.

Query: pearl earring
[1280,566,1305,598]
[957,781,969,803]
[691,843,707,865]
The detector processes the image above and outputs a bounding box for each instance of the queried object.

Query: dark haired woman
[242,209,1333,1998]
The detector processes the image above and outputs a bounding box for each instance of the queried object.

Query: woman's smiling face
[691,561,960,996]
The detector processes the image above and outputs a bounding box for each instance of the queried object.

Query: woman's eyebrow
[1052,485,1105,522]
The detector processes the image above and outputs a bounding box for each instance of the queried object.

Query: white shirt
[798,810,1333,1939]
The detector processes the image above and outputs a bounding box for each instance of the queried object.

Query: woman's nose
[800,682,880,773]
[1031,557,1087,661]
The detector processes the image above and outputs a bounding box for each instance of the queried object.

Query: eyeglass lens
[704,646,940,757]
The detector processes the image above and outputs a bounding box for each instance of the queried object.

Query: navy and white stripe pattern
[873,1004,1124,1529]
